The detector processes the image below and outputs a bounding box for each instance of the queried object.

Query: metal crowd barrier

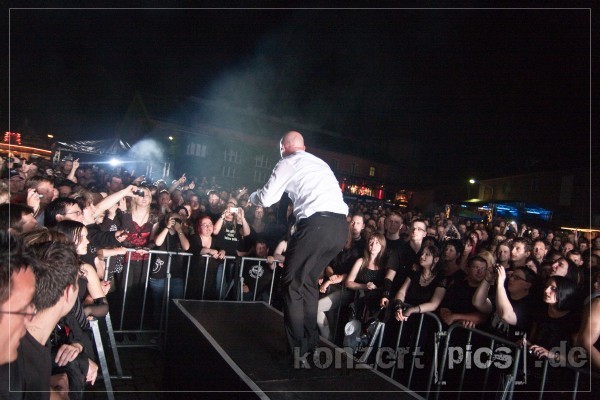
[198,254,237,300]
[101,249,193,348]
[237,256,280,303]
[384,314,598,400]
[435,323,523,400]
[518,350,599,400]
[389,308,445,399]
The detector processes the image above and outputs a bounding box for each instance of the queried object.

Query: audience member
[0,232,36,395]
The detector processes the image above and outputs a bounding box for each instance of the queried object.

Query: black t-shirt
[488,293,539,342]
[151,231,186,279]
[214,221,244,256]
[443,268,467,290]
[0,361,24,400]
[534,308,581,351]
[241,260,274,296]
[15,330,51,400]
[355,266,386,286]
[441,278,479,314]
[330,237,366,276]
[405,269,446,306]
[392,240,422,290]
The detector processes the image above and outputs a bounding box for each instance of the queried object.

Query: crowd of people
[1,152,599,398]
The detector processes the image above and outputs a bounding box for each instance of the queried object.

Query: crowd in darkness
[1,154,599,398]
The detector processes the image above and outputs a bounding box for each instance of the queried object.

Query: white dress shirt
[249,150,348,220]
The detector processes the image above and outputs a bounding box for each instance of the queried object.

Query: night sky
[3,4,591,187]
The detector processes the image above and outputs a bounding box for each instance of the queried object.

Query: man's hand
[54,343,82,367]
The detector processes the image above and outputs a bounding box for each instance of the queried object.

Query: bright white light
[109,158,121,167]
[168,136,174,141]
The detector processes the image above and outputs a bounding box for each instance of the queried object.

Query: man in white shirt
[249,131,348,363]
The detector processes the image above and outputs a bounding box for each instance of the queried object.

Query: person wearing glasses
[473,265,539,342]
[44,197,85,227]
[11,240,89,398]
[0,232,36,400]
[43,196,128,278]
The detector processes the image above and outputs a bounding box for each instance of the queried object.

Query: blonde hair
[477,250,496,269]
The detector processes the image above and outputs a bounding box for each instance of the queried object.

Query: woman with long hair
[54,220,109,321]
[345,233,388,315]
[523,276,581,393]
[393,244,445,321]
[528,276,580,357]
[95,184,153,333]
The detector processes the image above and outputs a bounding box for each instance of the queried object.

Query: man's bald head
[280,131,306,157]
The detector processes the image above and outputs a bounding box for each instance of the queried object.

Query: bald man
[249,131,348,364]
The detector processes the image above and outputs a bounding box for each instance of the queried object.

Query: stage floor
[166,300,422,399]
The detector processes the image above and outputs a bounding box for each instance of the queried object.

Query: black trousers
[280,212,348,356]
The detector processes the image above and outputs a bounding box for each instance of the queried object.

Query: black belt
[312,211,346,219]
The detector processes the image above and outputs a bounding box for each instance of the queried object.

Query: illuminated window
[222,165,237,178]
[224,149,241,164]
[253,170,269,183]
[369,166,375,177]
[186,143,207,158]
[255,154,271,168]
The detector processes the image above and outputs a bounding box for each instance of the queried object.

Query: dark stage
[165,300,422,399]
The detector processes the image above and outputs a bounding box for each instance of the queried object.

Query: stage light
[109,158,121,167]
[168,136,174,141]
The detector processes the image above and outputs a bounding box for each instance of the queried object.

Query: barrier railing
[99,249,599,397]
[237,256,280,304]
[103,249,193,348]
[435,324,523,400]
[388,308,445,399]
[198,254,237,300]
[519,349,599,400]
